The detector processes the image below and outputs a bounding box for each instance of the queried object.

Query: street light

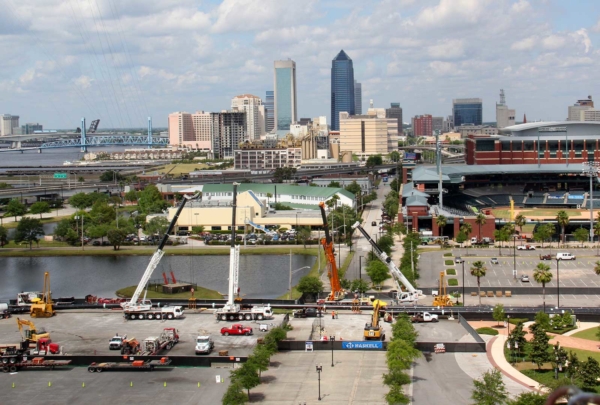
[582,162,600,243]
[359,256,363,281]
[330,336,336,367]
[556,258,560,309]
[513,235,518,280]
[289,264,310,300]
[75,214,84,251]
[461,260,465,307]
[316,364,323,401]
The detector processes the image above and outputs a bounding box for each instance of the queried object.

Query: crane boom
[351,221,423,301]
[122,193,199,311]
[318,202,343,301]
[222,183,241,313]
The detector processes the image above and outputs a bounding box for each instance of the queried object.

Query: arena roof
[412,164,585,184]
[501,121,600,137]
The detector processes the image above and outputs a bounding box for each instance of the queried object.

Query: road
[411,353,474,404]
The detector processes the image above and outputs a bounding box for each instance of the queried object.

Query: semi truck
[2,357,71,373]
[88,358,171,372]
[141,328,180,355]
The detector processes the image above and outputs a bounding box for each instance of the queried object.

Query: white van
[556,253,576,261]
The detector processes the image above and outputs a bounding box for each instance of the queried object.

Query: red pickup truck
[220,324,253,336]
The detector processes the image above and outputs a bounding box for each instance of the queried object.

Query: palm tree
[594,221,600,256]
[514,214,526,238]
[470,260,487,307]
[266,192,273,208]
[594,260,600,276]
[436,215,447,239]
[475,213,487,243]
[556,210,570,245]
[533,262,553,313]
[460,223,472,256]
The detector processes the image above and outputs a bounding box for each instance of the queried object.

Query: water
[0,146,131,168]
[0,254,315,301]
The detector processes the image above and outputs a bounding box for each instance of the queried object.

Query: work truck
[141,328,180,355]
[221,324,253,336]
[411,312,439,323]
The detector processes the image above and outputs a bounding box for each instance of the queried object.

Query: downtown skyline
[0,0,599,128]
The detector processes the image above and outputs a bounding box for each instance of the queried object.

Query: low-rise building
[234,147,301,170]
[311,175,373,193]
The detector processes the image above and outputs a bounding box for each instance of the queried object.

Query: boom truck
[120,193,199,320]
[214,183,272,321]
[318,201,344,302]
[351,221,424,303]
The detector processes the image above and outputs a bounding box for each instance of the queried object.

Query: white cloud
[571,29,592,53]
[593,18,600,33]
[427,40,465,59]
[542,35,566,50]
[429,61,461,76]
[511,36,537,51]
[415,0,489,27]
[73,75,94,89]
[510,0,531,14]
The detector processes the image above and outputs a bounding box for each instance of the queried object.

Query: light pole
[582,162,600,243]
[359,256,363,280]
[556,258,560,309]
[513,235,517,280]
[316,364,322,401]
[330,336,336,367]
[461,260,465,306]
[75,214,84,251]
[289,262,310,300]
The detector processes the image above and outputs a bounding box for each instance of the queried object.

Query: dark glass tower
[331,50,355,131]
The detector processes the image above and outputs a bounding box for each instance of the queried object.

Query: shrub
[446,268,456,275]
[443,253,453,257]
[509,318,529,325]
[447,278,458,286]
[444,260,454,265]
[476,327,499,336]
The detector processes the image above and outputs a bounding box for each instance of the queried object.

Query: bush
[447,278,458,286]
[476,327,499,336]
[443,253,453,257]
[444,260,454,265]
[446,268,456,275]
[509,318,529,325]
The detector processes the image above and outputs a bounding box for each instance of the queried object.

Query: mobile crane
[318,202,344,302]
[351,221,423,302]
[121,193,199,318]
[364,299,387,341]
[30,272,55,318]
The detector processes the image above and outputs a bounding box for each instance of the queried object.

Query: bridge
[0,117,168,152]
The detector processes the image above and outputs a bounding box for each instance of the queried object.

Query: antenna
[499,89,506,105]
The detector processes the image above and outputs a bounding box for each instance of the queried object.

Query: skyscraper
[453,98,482,127]
[274,60,297,131]
[354,80,362,115]
[331,50,355,131]
[1,114,19,136]
[385,103,403,136]
[231,94,265,140]
[496,89,516,129]
[265,91,274,132]
[211,111,246,159]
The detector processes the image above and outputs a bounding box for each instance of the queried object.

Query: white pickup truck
[109,334,127,350]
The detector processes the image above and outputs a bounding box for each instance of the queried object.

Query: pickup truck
[517,245,535,250]
[109,334,127,350]
[411,312,439,323]
[539,254,552,260]
[195,335,214,355]
[293,308,321,318]
[221,324,253,336]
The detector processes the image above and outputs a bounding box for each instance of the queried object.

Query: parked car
[293,308,321,318]
[220,324,253,336]
[92,241,101,246]
[539,254,552,260]
[520,275,530,282]
[556,252,576,260]
[491,257,499,265]
[517,245,536,250]
[455,257,464,264]
[371,221,377,226]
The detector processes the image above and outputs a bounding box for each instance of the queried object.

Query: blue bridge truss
[41,135,168,149]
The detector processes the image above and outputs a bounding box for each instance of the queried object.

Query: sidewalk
[1,205,78,225]
[487,334,544,391]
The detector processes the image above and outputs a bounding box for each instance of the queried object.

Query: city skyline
[1,0,599,128]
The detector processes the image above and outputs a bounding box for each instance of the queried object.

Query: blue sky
[0,0,599,129]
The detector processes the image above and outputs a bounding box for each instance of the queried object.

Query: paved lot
[412,352,474,405]
[287,312,388,341]
[0,311,285,357]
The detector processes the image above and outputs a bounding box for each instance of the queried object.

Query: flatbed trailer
[1,358,71,372]
[88,358,172,372]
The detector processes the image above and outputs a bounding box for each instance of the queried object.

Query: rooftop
[181,183,355,201]
[502,121,600,133]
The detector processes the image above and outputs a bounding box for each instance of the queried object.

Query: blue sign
[341,341,383,350]
[404,153,417,160]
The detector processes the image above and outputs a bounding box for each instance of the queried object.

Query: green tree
[245,353,269,378]
[99,170,124,182]
[145,216,170,240]
[297,226,311,248]
[435,215,447,238]
[340,278,351,290]
[29,201,51,219]
[580,357,600,390]
[328,181,341,188]
[574,227,589,247]
[5,199,27,221]
[492,304,505,326]
[69,192,92,209]
[514,214,526,236]
[533,262,553,313]
[556,210,570,244]
[507,392,548,405]
[231,361,260,400]
[0,225,8,247]
[385,384,410,405]
[350,279,370,295]
[391,314,419,345]
[533,223,555,247]
[107,228,127,250]
[377,234,395,256]
[345,181,362,196]
[456,231,467,251]
[221,381,247,405]
[470,260,487,307]
[507,322,527,357]
[534,311,551,331]
[296,275,324,296]
[475,213,487,244]
[14,217,44,249]
[567,351,581,380]
[366,260,391,289]
[124,190,138,203]
[366,154,383,167]
[529,322,551,369]
[87,224,109,242]
[192,225,205,235]
[138,184,168,214]
[389,151,401,162]
[89,201,116,225]
[471,369,509,405]
[460,222,472,255]
[54,218,74,239]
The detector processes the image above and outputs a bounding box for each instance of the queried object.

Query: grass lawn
[447,278,458,286]
[444,259,453,265]
[446,268,456,275]
[158,163,208,175]
[3,240,71,248]
[1,214,73,229]
[443,253,452,257]
[116,283,222,300]
[571,327,600,341]
[492,208,583,219]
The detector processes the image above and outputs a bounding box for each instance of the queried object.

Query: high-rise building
[231,94,265,140]
[432,117,444,134]
[411,115,433,136]
[339,109,398,160]
[22,123,43,134]
[568,96,594,121]
[1,114,19,136]
[581,109,600,121]
[331,50,355,131]
[265,91,274,132]
[496,89,516,129]
[452,98,482,126]
[385,103,403,136]
[354,80,362,115]
[274,60,297,131]
[211,111,246,159]
[168,111,212,150]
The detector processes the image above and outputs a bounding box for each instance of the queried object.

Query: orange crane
[318,202,344,302]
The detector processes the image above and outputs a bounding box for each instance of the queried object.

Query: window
[475,139,495,151]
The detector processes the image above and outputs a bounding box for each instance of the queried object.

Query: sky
[1,0,599,129]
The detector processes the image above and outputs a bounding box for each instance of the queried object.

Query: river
[0,254,315,301]
[0,146,133,168]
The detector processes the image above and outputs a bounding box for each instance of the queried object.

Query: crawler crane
[318,202,344,302]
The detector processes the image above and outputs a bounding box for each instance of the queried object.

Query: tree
[529,322,551,369]
[69,192,92,209]
[340,278,351,290]
[99,170,124,182]
[533,262,552,313]
[145,216,169,241]
[345,181,362,196]
[514,214,526,236]
[89,201,116,225]
[138,184,168,214]
[297,226,311,248]
[492,304,505,326]
[350,279,370,295]
[389,151,401,162]
[460,222,472,250]
[594,260,600,277]
[456,231,467,253]
[29,201,51,219]
[595,221,600,255]
[377,234,395,256]
[87,224,109,242]
[328,180,341,188]
[124,190,138,204]
[507,392,548,405]
[567,351,581,380]
[534,223,554,247]
[580,357,600,390]
[534,311,551,331]
[366,154,383,167]
[221,381,247,405]
[366,260,391,289]
[475,213,487,243]
[507,322,527,358]
[0,226,7,247]
[296,275,324,296]
[231,362,260,400]
[265,192,272,207]
[556,210,570,244]
[574,227,589,248]
[470,260,487,307]
[192,225,205,235]
[391,314,419,345]
[435,215,447,238]
[5,199,27,221]
[471,369,508,405]
[14,217,44,249]
[245,353,269,378]
[494,225,512,256]
[107,228,127,250]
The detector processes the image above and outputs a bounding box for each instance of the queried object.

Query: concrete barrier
[28,355,247,367]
